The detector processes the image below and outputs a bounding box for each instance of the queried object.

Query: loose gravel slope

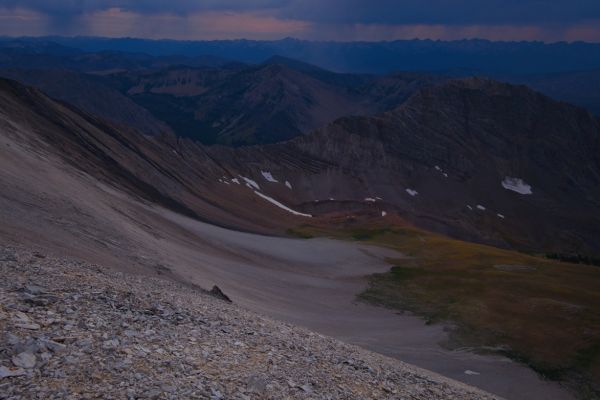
[0,246,497,400]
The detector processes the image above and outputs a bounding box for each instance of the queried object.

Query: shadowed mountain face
[0,77,329,234]
[2,77,599,256]
[207,78,600,255]
[0,43,446,145]
[135,63,371,146]
[295,78,600,253]
[118,61,444,145]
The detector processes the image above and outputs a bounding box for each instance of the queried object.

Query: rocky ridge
[2,75,600,256]
[0,246,497,399]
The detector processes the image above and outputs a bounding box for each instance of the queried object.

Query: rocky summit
[0,246,497,399]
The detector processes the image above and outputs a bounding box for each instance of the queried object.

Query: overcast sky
[1,0,599,42]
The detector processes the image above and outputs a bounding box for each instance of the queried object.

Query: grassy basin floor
[288,221,600,398]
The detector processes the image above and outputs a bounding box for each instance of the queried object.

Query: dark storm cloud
[2,0,600,41]
[3,0,600,25]
[0,1,288,16]
[0,0,293,37]
[278,0,600,25]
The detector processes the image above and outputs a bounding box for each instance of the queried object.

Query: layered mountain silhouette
[2,38,600,147]
[24,37,600,75]
[0,39,234,72]
[113,60,443,145]
[0,46,445,145]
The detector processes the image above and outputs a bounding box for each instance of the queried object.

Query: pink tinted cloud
[81,8,311,40]
[309,21,600,42]
[564,21,600,42]
[0,7,50,36]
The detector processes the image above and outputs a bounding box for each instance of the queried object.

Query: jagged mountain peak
[284,77,600,253]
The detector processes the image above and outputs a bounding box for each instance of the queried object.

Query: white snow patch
[467,205,473,210]
[376,196,383,200]
[477,205,486,211]
[464,370,480,376]
[261,171,278,183]
[381,211,387,217]
[365,198,376,202]
[497,213,505,219]
[434,165,449,178]
[329,198,335,201]
[501,177,532,195]
[231,178,240,185]
[240,176,260,190]
[285,181,292,189]
[254,191,311,217]
[406,188,418,197]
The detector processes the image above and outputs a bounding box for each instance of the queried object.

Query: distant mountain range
[0,38,234,72]
[1,37,600,147]
[0,41,447,144]
[10,36,600,75]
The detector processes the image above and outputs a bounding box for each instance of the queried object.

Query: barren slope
[1,247,503,399]
[0,68,171,135]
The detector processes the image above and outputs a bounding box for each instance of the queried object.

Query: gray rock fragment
[0,365,26,378]
[12,352,36,369]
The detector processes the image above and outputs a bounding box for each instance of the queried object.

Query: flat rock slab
[494,264,537,272]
